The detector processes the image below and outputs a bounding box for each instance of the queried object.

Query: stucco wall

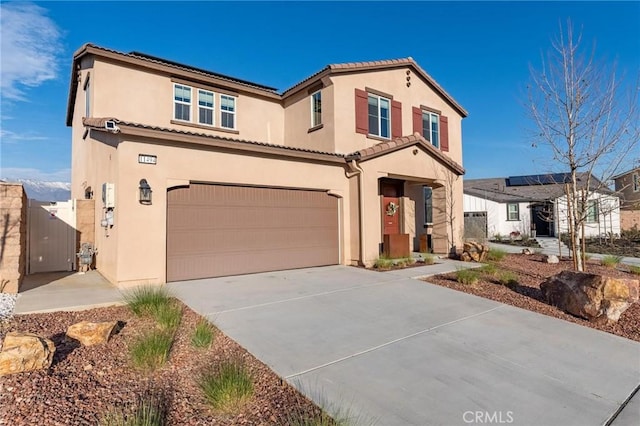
[330,68,464,162]
[463,194,531,238]
[0,183,27,293]
[283,83,336,153]
[91,59,285,145]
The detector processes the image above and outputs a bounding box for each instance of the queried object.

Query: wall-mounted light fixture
[139,179,152,205]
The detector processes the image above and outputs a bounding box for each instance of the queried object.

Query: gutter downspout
[347,160,366,266]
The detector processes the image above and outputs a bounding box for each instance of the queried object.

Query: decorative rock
[0,332,56,376]
[522,248,533,255]
[543,254,559,264]
[461,242,489,262]
[66,321,118,346]
[540,271,639,322]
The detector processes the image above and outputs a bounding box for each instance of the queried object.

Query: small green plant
[124,286,172,317]
[498,271,519,289]
[129,330,174,371]
[101,392,168,426]
[493,233,503,242]
[153,302,182,332]
[287,411,341,426]
[628,265,640,275]
[191,319,216,348]
[478,263,498,276]
[487,248,507,262]
[373,256,393,269]
[456,268,480,285]
[198,360,254,412]
[421,253,435,265]
[601,255,623,268]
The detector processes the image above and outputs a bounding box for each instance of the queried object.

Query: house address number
[138,154,157,165]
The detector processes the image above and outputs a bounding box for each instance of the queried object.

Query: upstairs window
[84,76,90,118]
[198,89,214,126]
[507,203,519,221]
[634,173,639,192]
[220,94,236,129]
[422,111,440,148]
[311,90,322,127]
[368,94,390,138]
[174,84,191,121]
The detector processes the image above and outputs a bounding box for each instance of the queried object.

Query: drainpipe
[347,160,366,266]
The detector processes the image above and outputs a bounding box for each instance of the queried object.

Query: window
[422,111,439,148]
[220,94,236,129]
[84,76,90,118]
[174,84,191,121]
[423,187,433,224]
[368,94,390,138]
[507,203,519,221]
[634,173,640,192]
[198,89,214,126]
[311,91,322,127]
[586,201,599,223]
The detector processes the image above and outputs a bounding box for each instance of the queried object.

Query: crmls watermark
[463,411,514,424]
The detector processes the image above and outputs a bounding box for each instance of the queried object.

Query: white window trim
[310,90,322,127]
[507,203,519,221]
[197,89,215,126]
[422,111,440,148]
[368,93,391,139]
[173,83,192,122]
[220,94,237,130]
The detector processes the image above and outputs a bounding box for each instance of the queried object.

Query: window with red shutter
[355,89,368,134]
[412,107,422,135]
[391,100,402,138]
[440,115,449,152]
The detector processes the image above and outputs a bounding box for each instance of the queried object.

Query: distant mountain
[1,178,71,202]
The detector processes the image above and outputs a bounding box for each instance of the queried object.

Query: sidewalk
[489,242,640,267]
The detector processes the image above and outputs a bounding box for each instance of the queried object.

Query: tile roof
[346,133,465,175]
[82,117,346,160]
[464,174,614,203]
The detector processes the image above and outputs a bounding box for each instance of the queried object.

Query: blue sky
[1,1,638,182]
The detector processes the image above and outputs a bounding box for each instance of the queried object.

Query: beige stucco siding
[91,59,285,145]
[283,84,336,153]
[329,69,463,162]
[107,138,352,286]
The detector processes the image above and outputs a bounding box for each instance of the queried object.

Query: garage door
[167,184,339,281]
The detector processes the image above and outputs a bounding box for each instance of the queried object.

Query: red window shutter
[391,100,402,138]
[355,89,368,134]
[440,115,449,152]
[412,107,422,135]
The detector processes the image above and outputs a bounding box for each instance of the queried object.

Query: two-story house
[66,44,467,286]
[614,167,640,230]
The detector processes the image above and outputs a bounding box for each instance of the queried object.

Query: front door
[382,197,401,235]
[532,203,553,237]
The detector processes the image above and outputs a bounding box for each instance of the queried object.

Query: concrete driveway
[168,263,640,426]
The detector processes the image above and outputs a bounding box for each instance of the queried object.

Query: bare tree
[527,21,639,271]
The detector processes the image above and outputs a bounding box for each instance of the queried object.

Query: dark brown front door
[382,196,401,235]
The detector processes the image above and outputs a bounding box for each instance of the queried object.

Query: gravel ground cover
[425,254,640,342]
[0,303,325,425]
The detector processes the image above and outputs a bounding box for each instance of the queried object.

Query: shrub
[130,330,174,371]
[601,255,623,268]
[487,248,507,262]
[498,271,518,289]
[287,411,340,426]
[456,268,479,285]
[124,286,172,317]
[628,265,640,275]
[191,319,216,348]
[478,263,498,276]
[101,392,168,426]
[493,233,503,242]
[422,253,435,265]
[153,302,182,332]
[373,256,393,270]
[198,360,254,412]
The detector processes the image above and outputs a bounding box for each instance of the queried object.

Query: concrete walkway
[167,262,640,426]
[14,270,123,314]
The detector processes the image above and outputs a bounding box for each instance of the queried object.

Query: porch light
[139,179,152,205]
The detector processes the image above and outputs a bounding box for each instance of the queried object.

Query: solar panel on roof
[507,173,572,186]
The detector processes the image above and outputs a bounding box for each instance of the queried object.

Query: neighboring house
[66,44,467,286]
[613,167,640,231]
[463,173,620,240]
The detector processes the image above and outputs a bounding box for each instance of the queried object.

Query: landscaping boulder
[540,271,639,322]
[522,248,533,255]
[66,321,119,346]
[461,242,489,262]
[0,332,56,376]
[543,254,559,264]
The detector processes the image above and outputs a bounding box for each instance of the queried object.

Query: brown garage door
[167,184,339,282]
